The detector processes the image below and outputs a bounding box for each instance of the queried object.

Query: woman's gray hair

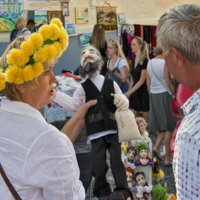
[156,4,200,65]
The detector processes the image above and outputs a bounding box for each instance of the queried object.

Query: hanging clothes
[120,24,157,60]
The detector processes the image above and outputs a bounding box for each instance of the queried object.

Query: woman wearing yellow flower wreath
[0,18,97,200]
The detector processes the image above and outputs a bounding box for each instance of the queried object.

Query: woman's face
[21,63,57,110]
[107,42,118,56]
[136,174,146,186]
[131,39,142,53]
[139,122,145,133]
[140,149,147,159]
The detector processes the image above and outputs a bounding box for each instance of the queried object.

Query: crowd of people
[0,3,200,200]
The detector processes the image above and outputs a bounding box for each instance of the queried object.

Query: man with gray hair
[156,4,200,199]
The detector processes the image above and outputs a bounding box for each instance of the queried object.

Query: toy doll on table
[53,46,132,200]
[124,146,137,170]
[134,144,153,167]
[135,172,153,200]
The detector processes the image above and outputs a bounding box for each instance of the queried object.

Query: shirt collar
[0,99,46,123]
[182,88,200,115]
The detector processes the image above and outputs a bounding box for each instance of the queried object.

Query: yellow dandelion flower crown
[0,18,68,91]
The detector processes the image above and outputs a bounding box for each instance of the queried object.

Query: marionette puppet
[134,172,153,200]
[53,46,132,200]
[152,183,176,200]
[125,167,138,200]
[134,144,153,167]
[130,117,151,147]
[124,146,137,170]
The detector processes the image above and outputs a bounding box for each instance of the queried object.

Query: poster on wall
[79,32,92,47]
[34,10,48,26]
[65,22,77,36]
[96,6,117,31]
[0,0,23,32]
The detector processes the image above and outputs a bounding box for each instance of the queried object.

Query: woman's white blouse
[0,99,85,200]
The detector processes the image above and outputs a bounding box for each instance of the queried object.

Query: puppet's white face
[136,174,146,186]
[139,122,145,133]
[140,149,147,159]
[80,47,100,67]
[127,149,135,160]
[126,171,133,182]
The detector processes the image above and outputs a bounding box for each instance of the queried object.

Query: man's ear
[171,47,184,68]
[15,84,25,93]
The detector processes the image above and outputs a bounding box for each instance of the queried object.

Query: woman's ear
[15,84,25,93]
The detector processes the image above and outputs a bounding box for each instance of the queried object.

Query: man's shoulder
[179,108,200,140]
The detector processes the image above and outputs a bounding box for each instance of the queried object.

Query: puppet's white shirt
[54,75,127,143]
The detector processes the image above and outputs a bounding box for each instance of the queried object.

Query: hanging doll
[152,157,164,182]
[134,144,154,167]
[152,183,177,200]
[124,146,137,170]
[125,167,137,200]
[53,46,132,200]
[134,172,153,200]
[130,117,151,147]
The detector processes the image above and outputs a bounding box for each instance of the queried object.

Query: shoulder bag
[0,164,22,200]
[150,60,175,99]
[108,58,125,89]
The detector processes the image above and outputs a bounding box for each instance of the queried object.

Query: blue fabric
[108,58,130,93]
[10,29,18,43]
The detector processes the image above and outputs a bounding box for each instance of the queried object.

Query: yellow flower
[39,25,52,40]
[46,45,57,61]
[6,66,24,84]
[53,42,62,57]
[51,18,63,29]
[15,68,24,84]
[0,73,6,91]
[21,41,36,57]
[34,46,49,63]
[29,33,44,48]
[7,49,29,67]
[59,28,69,51]
[33,63,44,77]
[50,24,61,40]
[23,65,35,82]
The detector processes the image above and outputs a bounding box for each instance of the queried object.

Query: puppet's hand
[111,93,129,110]
[142,187,146,193]
[140,158,148,165]
[128,182,132,188]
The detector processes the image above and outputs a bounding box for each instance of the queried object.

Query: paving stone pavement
[54,121,176,199]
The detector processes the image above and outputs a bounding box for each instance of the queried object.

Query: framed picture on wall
[65,22,77,36]
[75,7,89,24]
[118,13,126,23]
[48,11,61,23]
[79,32,92,46]
[96,6,117,31]
[35,10,48,26]
[62,2,69,16]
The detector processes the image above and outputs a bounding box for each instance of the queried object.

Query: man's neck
[186,62,200,92]
[90,71,99,77]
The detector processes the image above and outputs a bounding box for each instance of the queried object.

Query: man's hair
[127,146,137,156]
[82,45,102,59]
[134,172,145,182]
[27,19,35,25]
[156,4,200,65]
